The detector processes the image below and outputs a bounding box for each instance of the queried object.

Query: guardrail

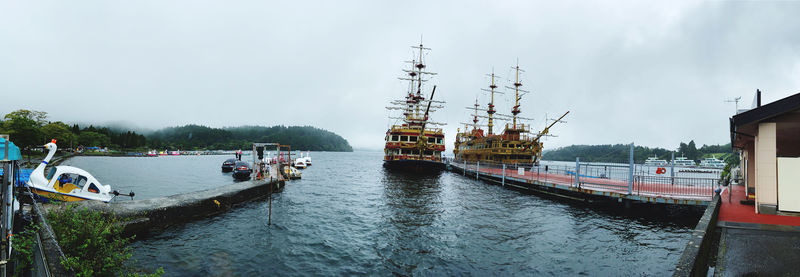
[451,158,717,202]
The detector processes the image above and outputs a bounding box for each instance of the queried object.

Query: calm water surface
[64,151,701,276]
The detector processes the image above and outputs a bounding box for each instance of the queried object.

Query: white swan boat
[27,140,119,202]
[294,158,307,169]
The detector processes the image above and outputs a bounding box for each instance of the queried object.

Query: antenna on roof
[725,96,742,114]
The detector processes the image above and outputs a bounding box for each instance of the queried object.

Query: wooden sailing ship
[383,42,446,171]
[453,64,568,165]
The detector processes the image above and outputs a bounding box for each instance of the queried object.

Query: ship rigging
[383,42,447,171]
[454,63,569,165]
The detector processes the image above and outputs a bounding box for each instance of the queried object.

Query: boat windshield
[56,173,88,190]
[47,167,57,180]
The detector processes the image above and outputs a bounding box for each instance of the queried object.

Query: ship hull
[383,159,446,172]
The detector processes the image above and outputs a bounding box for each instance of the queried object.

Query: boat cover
[0,138,21,161]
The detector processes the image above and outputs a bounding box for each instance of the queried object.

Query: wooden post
[268,181,272,226]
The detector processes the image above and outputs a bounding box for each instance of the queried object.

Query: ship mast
[506,62,529,129]
[472,99,480,131]
[404,42,437,128]
[481,71,499,135]
[388,42,443,128]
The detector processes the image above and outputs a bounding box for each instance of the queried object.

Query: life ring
[656,167,666,174]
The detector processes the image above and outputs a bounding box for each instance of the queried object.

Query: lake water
[62,151,702,276]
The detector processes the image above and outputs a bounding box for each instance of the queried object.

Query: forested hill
[542,142,734,164]
[147,125,353,151]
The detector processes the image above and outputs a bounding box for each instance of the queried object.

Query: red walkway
[719,185,800,226]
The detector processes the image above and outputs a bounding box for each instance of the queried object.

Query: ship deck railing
[389,125,444,134]
[446,158,716,205]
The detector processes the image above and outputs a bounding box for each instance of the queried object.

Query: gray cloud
[1,1,798,151]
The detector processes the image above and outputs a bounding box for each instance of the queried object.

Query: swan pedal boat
[27,141,115,202]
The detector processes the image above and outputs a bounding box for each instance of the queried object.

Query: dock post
[476,161,480,180]
[670,152,675,185]
[502,164,506,187]
[628,143,634,194]
[575,157,580,188]
[463,160,466,176]
[268,179,272,226]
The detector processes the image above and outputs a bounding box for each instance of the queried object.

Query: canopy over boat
[0,137,21,161]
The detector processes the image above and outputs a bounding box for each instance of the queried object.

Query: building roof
[731,92,800,128]
[730,91,800,147]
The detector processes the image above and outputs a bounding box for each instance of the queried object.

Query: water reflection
[377,168,446,275]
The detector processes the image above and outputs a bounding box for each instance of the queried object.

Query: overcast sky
[2,1,799,151]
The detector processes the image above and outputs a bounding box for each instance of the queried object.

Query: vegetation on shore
[542,140,738,165]
[0,110,147,153]
[0,109,353,153]
[47,205,163,277]
[148,125,353,151]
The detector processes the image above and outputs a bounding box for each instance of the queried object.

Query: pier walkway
[449,160,716,206]
[44,166,286,236]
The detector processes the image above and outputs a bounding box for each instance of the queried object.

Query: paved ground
[713,184,800,276]
[714,227,800,276]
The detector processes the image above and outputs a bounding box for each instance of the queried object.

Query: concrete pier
[45,178,285,236]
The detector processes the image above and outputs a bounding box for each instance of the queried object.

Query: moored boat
[699,156,726,168]
[672,156,696,167]
[283,166,302,180]
[643,155,669,166]
[221,158,236,172]
[27,140,132,203]
[294,158,307,169]
[453,65,568,165]
[383,42,446,172]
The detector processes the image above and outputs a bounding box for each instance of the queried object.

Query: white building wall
[755,122,778,212]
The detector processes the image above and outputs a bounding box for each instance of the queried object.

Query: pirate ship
[453,64,568,165]
[383,42,446,171]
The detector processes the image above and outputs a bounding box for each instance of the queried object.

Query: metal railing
[452,158,717,201]
[633,175,716,199]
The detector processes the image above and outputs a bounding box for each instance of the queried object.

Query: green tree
[78,131,111,147]
[687,140,698,161]
[0,110,46,156]
[4,109,48,126]
[41,121,77,149]
[678,142,688,156]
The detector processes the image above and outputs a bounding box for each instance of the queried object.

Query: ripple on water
[65,152,702,276]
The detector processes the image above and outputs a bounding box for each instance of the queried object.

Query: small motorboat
[221,158,236,172]
[232,161,252,180]
[283,166,302,180]
[294,158,307,169]
[27,140,131,203]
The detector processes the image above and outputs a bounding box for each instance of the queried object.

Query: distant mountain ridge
[147,125,353,151]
